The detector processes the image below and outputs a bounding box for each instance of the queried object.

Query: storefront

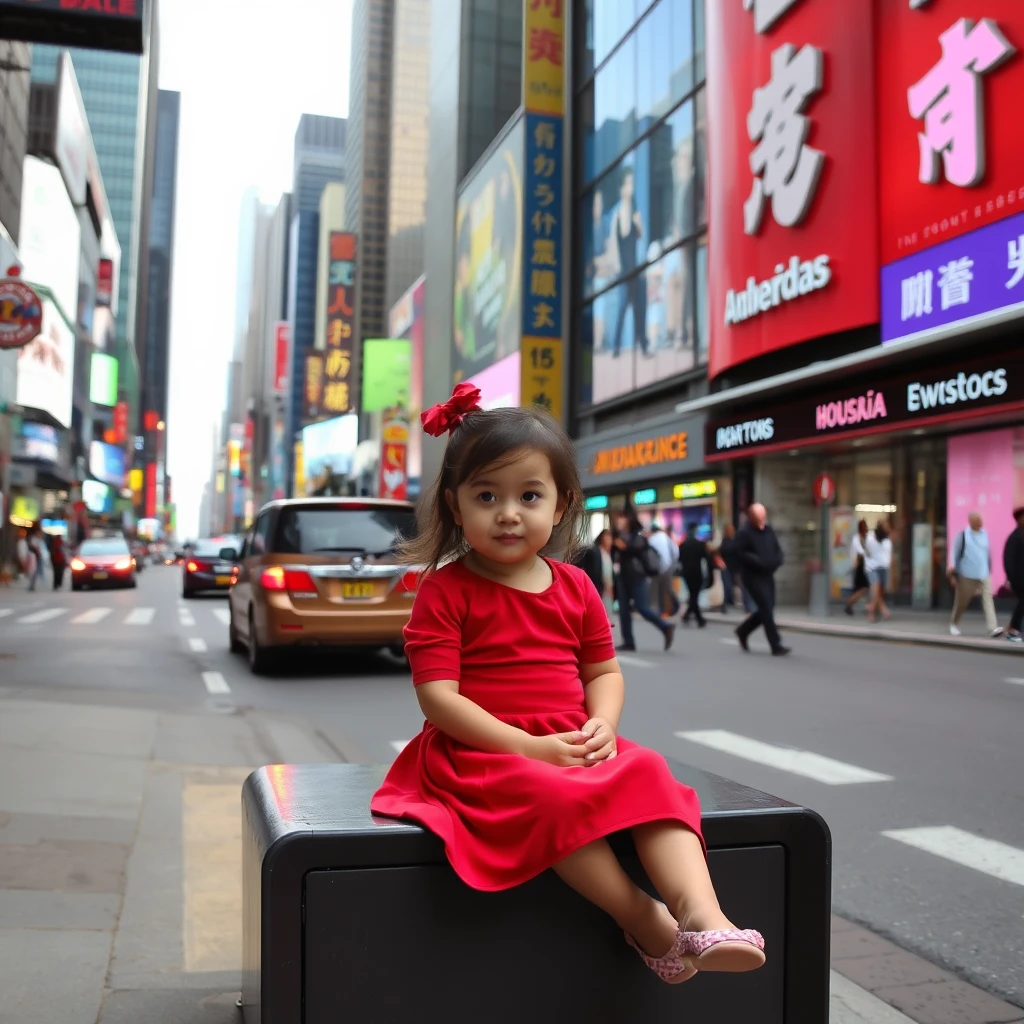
[705,345,1024,606]
[576,414,732,544]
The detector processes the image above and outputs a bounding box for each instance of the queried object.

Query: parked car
[71,535,138,590]
[182,536,242,597]
[228,498,419,674]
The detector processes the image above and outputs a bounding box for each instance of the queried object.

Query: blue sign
[882,207,1024,347]
[88,440,126,488]
[522,112,564,340]
[633,488,657,506]
[584,495,609,511]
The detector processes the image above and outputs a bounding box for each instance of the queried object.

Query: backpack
[640,539,662,578]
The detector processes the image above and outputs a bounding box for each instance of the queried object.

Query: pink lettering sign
[815,389,888,431]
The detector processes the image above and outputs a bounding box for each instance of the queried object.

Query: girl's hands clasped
[581,717,617,764]
[523,719,618,768]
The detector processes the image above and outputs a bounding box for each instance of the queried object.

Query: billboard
[362,338,411,412]
[704,0,879,378]
[379,412,409,501]
[89,440,126,488]
[16,299,74,427]
[82,480,113,515]
[89,351,118,406]
[324,232,357,415]
[19,156,81,322]
[96,258,114,308]
[55,53,89,207]
[467,351,520,410]
[453,118,524,384]
[878,2,1024,348]
[388,275,425,482]
[0,0,146,54]
[301,414,358,496]
[16,422,60,462]
[273,322,290,395]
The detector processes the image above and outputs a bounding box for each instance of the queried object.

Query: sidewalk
[702,602,1024,655]
[0,689,1018,1023]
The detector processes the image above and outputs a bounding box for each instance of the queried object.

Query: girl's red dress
[370,558,704,891]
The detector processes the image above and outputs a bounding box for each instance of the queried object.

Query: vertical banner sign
[113,401,128,444]
[96,258,113,307]
[304,353,324,422]
[273,322,291,394]
[705,0,879,378]
[878,1,1024,348]
[378,409,410,501]
[323,232,358,416]
[521,0,565,423]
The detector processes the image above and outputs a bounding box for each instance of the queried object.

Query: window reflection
[668,0,694,107]
[694,0,706,83]
[591,0,639,69]
[593,30,637,178]
[637,0,672,130]
[694,90,707,230]
[695,234,709,366]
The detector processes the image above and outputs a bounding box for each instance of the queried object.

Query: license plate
[342,582,374,599]
[216,575,232,585]
[93,571,108,580]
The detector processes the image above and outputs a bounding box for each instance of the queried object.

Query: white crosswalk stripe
[71,608,112,625]
[212,608,232,626]
[0,609,12,619]
[202,671,231,695]
[883,826,1024,888]
[675,729,893,785]
[179,610,196,627]
[17,608,67,625]
[125,608,155,626]
[188,637,208,653]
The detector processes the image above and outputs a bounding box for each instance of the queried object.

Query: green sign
[89,352,118,407]
[361,338,412,413]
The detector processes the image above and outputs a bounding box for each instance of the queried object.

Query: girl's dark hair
[402,406,586,572]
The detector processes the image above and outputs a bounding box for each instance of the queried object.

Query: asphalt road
[1,565,1022,1009]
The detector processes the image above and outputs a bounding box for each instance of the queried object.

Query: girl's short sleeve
[403,572,464,685]
[579,570,616,665]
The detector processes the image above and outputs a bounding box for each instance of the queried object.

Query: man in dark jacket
[612,512,675,652]
[734,503,790,656]
[1003,507,1024,643]
[678,523,712,627]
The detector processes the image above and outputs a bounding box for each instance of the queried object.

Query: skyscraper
[293,114,346,215]
[31,3,159,427]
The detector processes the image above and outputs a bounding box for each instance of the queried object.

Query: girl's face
[447,450,566,566]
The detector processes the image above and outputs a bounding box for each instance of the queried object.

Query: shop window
[580,151,636,300]
[694,0,706,83]
[590,0,640,70]
[667,0,695,107]
[592,30,637,178]
[636,0,672,130]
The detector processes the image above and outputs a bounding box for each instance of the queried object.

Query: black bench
[241,761,831,1023]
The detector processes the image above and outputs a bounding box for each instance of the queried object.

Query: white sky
[161,0,353,538]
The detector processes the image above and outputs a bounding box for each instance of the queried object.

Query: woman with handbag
[844,519,871,615]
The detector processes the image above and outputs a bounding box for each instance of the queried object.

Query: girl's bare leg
[553,838,678,957]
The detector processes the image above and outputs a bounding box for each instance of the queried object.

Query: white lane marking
[188,637,208,653]
[71,608,112,625]
[17,608,67,625]
[882,826,1024,888]
[212,608,231,626]
[179,610,196,627]
[0,609,13,620]
[125,607,155,626]
[202,671,231,695]
[616,653,656,669]
[1004,677,1024,686]
[390,740,409,755]
[675,729,893,785]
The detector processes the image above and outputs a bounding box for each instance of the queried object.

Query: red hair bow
[421,382,483,437]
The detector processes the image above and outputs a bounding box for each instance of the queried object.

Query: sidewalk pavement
[703,602,1024,655]
[0,689,1018,1023]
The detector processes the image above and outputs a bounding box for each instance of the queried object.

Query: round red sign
[813,474,836,506]
[0,278,43,350]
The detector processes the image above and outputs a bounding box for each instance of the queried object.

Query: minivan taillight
[261,566,318,593]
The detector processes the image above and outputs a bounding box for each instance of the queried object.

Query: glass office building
[574,0,708,413]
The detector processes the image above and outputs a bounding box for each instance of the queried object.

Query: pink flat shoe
[624,931,698,984]
[677,928,766,972]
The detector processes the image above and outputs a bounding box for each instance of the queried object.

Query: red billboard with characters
[378,412,409,501]
[705,0,880,379]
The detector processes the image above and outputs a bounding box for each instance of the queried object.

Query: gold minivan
[228,497,420,674]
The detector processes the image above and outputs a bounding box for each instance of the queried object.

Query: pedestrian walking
[844,519,871,615]
[734,503,789,656]
[50,532,69,590]
[864,521,892,622]
[718,523,740,613]
[612,511,675,652]
[576,529,616,622]
[1002,507,1024,643]
[647,522,680,618]
[678,523,712,628]
[947,512,1003,638]
[372,384,766,983]
[25,524,46,592]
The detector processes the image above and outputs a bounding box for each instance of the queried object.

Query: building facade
[0,40,31,247]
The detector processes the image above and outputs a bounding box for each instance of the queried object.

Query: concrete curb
[701,611,1024,656]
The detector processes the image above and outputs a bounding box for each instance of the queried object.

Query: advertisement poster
[388,275,425,484]
[301,414,358,496]
[89,440,126,488]
[16,300,74,428]
[379,411,410,501]
[468,351,520,410]
[362,338,411,412]
[912,523,934,610]
[829,507,855,599]
[273,322,290,395]
[453,118,524,384]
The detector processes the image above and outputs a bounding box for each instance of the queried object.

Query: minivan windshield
[274,506,416,556]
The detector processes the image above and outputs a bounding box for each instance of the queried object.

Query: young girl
[371,383,765,984]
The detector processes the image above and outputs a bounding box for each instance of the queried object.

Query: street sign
[0,273,43,350]
[813,473,836,506]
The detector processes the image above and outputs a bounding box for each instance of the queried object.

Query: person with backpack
[612,510,675,652]
[948,512,1003,638]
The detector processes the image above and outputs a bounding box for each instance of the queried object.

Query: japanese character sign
[524,0,565,116]
[745,42,825,235]
[522,114,563,340]
[908,18,1016,188]
[323,232,357,415]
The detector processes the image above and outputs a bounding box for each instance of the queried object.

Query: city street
[0,565,1022,1022]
